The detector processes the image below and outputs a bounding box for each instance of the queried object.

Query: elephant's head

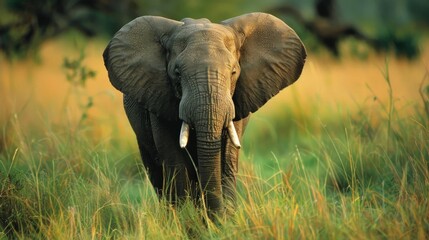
[103,12,306,214]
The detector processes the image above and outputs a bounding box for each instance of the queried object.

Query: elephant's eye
[175,68,181,79]
[232,67,237,75]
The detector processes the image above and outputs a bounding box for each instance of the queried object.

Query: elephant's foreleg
[137,139,164,197]
[222,117,249,212]
[149,114,198,203]
[222,138,238,212]
[123,95,164,197]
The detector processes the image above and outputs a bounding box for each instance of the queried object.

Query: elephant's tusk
[227,121,241,149]
[179,121,190,148]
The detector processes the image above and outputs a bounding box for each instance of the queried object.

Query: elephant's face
[165,22,240,142]
[166,22,240,94]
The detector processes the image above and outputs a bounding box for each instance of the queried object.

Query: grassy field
[0,38,428,239]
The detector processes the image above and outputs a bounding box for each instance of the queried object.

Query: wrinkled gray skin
[103,12,306,218]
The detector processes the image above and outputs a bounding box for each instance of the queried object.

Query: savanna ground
[0,36,428,239]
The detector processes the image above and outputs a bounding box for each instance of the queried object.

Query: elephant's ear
[103,16,182,120]
[223,13,306,120]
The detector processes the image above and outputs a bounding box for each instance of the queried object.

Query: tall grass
[1,60,428,239]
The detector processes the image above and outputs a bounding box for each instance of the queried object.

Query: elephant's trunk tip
[179,121,190,148]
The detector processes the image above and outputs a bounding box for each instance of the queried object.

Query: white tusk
[227,121,241,149]
[179,122,190,148]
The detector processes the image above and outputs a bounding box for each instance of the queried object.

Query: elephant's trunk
[191,96,227,215]
[195,129,223,215]
[178,69,237,217]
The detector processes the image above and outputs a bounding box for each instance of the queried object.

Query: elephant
[103,12,306,219]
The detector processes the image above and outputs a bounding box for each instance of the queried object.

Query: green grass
[1,71,428,239]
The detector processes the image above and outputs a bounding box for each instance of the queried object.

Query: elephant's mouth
[179,121,241,149]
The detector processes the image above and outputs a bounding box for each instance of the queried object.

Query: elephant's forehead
[176,23,235,43]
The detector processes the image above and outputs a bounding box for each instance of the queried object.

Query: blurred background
[1,0,428,58]
[1,0,428,159]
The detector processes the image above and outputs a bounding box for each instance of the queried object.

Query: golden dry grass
[1,38,427,131]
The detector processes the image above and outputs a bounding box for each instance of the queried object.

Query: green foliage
[373,29,421,59]
[0,0,138,58]
[62,49,96,126]
[0,166,41,237]
[1,0,427,59]
[137,0,274,22]
[63,50,96,88]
